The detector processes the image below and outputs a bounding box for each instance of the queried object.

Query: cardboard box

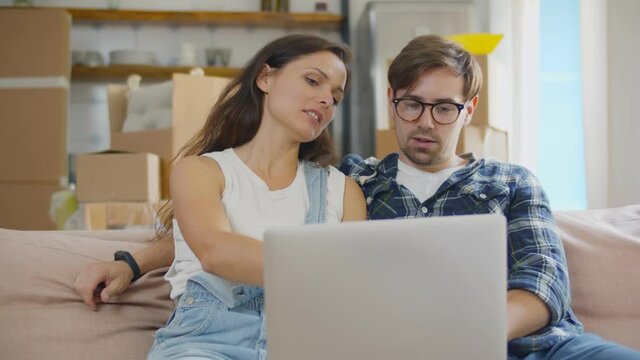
[457,125,509,162]
[0,9,70,230]
[0,182,62,230]
[0,8,69,183]
[76,152,161,202]
[375,129,399,159]
[0,88,68,182]
[107,74,231,198]
[0,8,70,78]
[472,55,490,128]
[375,125,508,162]
[79,201,167,230]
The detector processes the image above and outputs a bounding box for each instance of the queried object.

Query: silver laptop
[263,214,507,360]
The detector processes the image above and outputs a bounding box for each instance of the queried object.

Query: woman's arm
[74,234,174,310]
[342,176,367,221]
[170,155,265,286]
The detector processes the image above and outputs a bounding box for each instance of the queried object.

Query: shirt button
[366,197,373,205]
[479,193,487,200]
[421,206,428,214]
[233,286,245,296]
[186,296,194,305]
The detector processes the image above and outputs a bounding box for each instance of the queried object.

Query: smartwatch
[114,250,142,282]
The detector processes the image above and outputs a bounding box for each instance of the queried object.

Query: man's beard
[402,146,444,167]
[399,130,444,167]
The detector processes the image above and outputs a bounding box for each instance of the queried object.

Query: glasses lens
[396,99,423,121]
[432,103,460,124]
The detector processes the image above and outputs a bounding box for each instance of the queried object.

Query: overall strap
[303,161,329,225]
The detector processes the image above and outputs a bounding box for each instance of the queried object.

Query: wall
[608,0,640,206]
[581,0,608,209]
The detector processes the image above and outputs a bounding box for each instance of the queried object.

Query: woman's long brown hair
[154,34,351,240]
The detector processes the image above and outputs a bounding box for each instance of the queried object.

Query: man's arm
[505,167,570,340]
[507,289,550,341]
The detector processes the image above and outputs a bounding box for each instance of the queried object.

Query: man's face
[388,67,477,173]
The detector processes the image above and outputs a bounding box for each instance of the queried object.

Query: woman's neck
[234,124,301,190]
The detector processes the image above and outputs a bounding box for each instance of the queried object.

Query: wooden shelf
[72,64,241,80]
[65,8,343,30]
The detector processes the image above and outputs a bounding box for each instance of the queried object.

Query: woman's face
[257,50,347,142]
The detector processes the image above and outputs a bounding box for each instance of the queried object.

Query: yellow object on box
[446,33,503,55]
[49,190,79,230]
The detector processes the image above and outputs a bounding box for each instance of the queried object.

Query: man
[339,34,640,359]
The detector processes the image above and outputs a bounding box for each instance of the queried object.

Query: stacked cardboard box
[0,9,70,230]
[76,152,161,203]
[464,54,509,161]
[70,74,230,230]
[107,73,231,198]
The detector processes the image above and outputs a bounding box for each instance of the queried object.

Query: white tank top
[165,148,346,299]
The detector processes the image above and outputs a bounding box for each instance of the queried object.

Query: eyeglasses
[392,98,465,124]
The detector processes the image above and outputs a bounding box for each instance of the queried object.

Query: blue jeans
[518,333,640,360]
[147,279,267,360]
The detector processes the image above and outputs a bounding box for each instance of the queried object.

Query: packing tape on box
[0,76,69,89]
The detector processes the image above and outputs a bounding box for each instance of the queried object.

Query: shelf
[71,65,241,80]
[65,8,343,31]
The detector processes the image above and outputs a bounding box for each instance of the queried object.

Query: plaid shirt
[339,153,584,358]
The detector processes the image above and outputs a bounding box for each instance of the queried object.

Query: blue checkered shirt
[339,153,584,358]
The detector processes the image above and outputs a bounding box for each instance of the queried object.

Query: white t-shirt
[165,148,346,299]
[396,159,462,203]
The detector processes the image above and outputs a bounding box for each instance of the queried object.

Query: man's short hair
[388,35,483,102]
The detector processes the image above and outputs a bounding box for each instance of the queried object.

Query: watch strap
[114,250,142,282]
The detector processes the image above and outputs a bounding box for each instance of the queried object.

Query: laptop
[263,214,507,360]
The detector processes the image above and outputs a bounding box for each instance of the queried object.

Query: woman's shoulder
[199,148,234,162]
[171,154,225,188]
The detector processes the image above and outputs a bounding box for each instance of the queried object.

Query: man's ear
[463,95,479,125]
[387,86,396,129]
[256,64,273,93]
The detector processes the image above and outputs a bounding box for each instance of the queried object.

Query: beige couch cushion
[556,205,640,350]
[0,228,173,360]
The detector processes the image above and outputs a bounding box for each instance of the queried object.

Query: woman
[75,34,366,359]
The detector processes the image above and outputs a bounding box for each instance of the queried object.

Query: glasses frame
[392,97,466,125]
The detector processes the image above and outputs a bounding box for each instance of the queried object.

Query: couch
[1,206,638,359]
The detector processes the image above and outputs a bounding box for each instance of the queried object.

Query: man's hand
[74,260,134,310]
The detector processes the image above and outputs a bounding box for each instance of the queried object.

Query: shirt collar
[374,152,481,179]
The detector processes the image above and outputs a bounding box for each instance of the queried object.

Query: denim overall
[148,162,329,360]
